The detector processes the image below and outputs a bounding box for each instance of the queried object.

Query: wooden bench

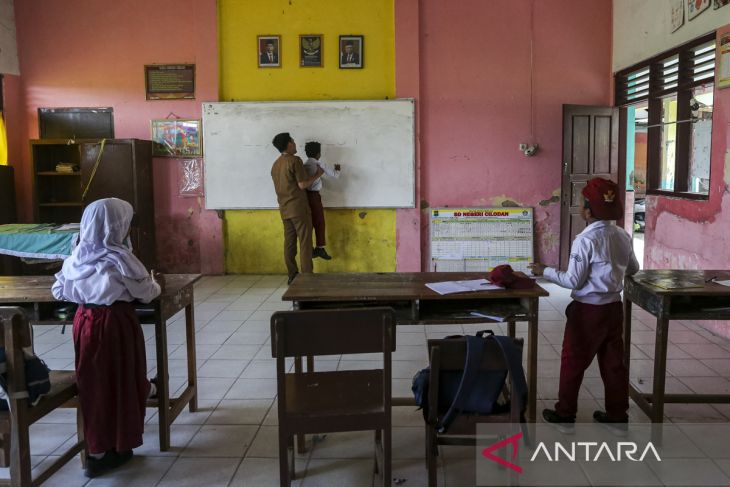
[0,307,85,487]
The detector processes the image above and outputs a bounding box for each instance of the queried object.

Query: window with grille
[616,33,715,198]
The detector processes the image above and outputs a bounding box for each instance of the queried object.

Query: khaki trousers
[282,216,313,278]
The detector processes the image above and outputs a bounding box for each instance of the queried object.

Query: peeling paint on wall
[539,195,560,206]
[490,195,524,207]
[535,212,559,257]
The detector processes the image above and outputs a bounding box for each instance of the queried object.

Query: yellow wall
[0,114,7,165]
[219,0,397,273]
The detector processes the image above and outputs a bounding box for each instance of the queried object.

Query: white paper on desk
[713,279,730,287]
[425,279,502,295]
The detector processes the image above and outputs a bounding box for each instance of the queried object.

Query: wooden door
[560,105,619,270]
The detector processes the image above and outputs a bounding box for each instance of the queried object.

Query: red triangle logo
[480,431,523,474]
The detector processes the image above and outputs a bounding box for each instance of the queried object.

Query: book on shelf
[55,163,79,173]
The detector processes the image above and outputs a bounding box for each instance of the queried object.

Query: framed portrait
[258,35,281,68]
[300,34,323,67]
[150,119,202,157]
[339,35,364,69]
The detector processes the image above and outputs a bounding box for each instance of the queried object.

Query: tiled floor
[5,275,730,486]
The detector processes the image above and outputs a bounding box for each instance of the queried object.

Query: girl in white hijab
[52,198,160,478]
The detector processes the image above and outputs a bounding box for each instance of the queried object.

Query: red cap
[581,178,623,220]
[488,264,536,289]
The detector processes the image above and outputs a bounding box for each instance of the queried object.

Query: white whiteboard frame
[429,207,535,273]
[202,99,416,210]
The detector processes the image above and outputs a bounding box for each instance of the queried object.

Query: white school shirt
[542,220,639,305]
[303,157,340,192]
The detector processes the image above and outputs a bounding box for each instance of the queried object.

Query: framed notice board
[430,207,534,273]
[144,64,195,100]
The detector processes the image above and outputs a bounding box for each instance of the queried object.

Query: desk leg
[651,316,669,424]
[185,303,198,412]
[527,299,538,423]
[294,356,306,454]
[508,321,516,338]
[623,297,632,367]
[155,307,171,451]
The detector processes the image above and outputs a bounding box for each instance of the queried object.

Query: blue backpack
[411,330,527,433]
[0,348,51,411]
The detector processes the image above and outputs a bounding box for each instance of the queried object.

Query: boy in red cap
[528,177,639,435]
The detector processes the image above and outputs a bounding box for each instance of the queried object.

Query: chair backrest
[426,336,525,426]
[0,307,33,408]
[427,337,523,372]
[270,307,396,359]
[0,307,32,350]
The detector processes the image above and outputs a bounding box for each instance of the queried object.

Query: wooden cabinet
[31,139,156,269]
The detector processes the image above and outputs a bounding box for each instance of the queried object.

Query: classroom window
[616,33,715,199]
[658,94,677,192]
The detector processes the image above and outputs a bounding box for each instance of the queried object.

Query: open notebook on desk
[425,278,502,295]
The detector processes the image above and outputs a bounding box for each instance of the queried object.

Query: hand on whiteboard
[527,262,546,277]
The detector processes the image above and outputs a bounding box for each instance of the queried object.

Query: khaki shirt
[271,153,311,219]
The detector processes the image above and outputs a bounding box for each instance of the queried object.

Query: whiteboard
[202,100,415,209]
[430,208,534,273]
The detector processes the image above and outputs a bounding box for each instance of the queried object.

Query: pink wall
[395,0,613,269]
[395,0,422,271]
[644,25,730,336]
[6,0,223,274]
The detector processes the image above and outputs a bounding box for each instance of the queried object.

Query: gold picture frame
[258,35,281,68]
[150,119,202,157]
[300,34,323,67]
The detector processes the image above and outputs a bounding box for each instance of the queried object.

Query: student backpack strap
[488,334,528,415]
[437,335,484,433]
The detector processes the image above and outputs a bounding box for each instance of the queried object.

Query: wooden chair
[271,307,395,487]
[425,336,527,487]
[0,307,85,487]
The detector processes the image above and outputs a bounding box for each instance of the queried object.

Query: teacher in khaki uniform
[271,132,323,285]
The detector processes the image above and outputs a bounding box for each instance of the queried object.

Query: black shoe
[593,410,628,437]
[84,450,133,478]
[542,408,576,435]
[313,247,332,260]
[287,272,299,286]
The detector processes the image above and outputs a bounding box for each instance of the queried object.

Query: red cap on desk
[488,265,536,289]
[581,177,623,220]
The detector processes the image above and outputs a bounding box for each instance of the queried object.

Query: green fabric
[0,224,78,259]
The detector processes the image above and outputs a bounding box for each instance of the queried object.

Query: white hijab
[52,198,159,305]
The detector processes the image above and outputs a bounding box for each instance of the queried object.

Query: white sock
[89,452,105,459]
[148,382,157,398]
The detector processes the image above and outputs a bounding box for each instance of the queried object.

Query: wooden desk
[282,272,549,423]
[0,274,200,451]
[624,270,730,424]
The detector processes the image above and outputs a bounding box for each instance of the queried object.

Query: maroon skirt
[73,302,150,454]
